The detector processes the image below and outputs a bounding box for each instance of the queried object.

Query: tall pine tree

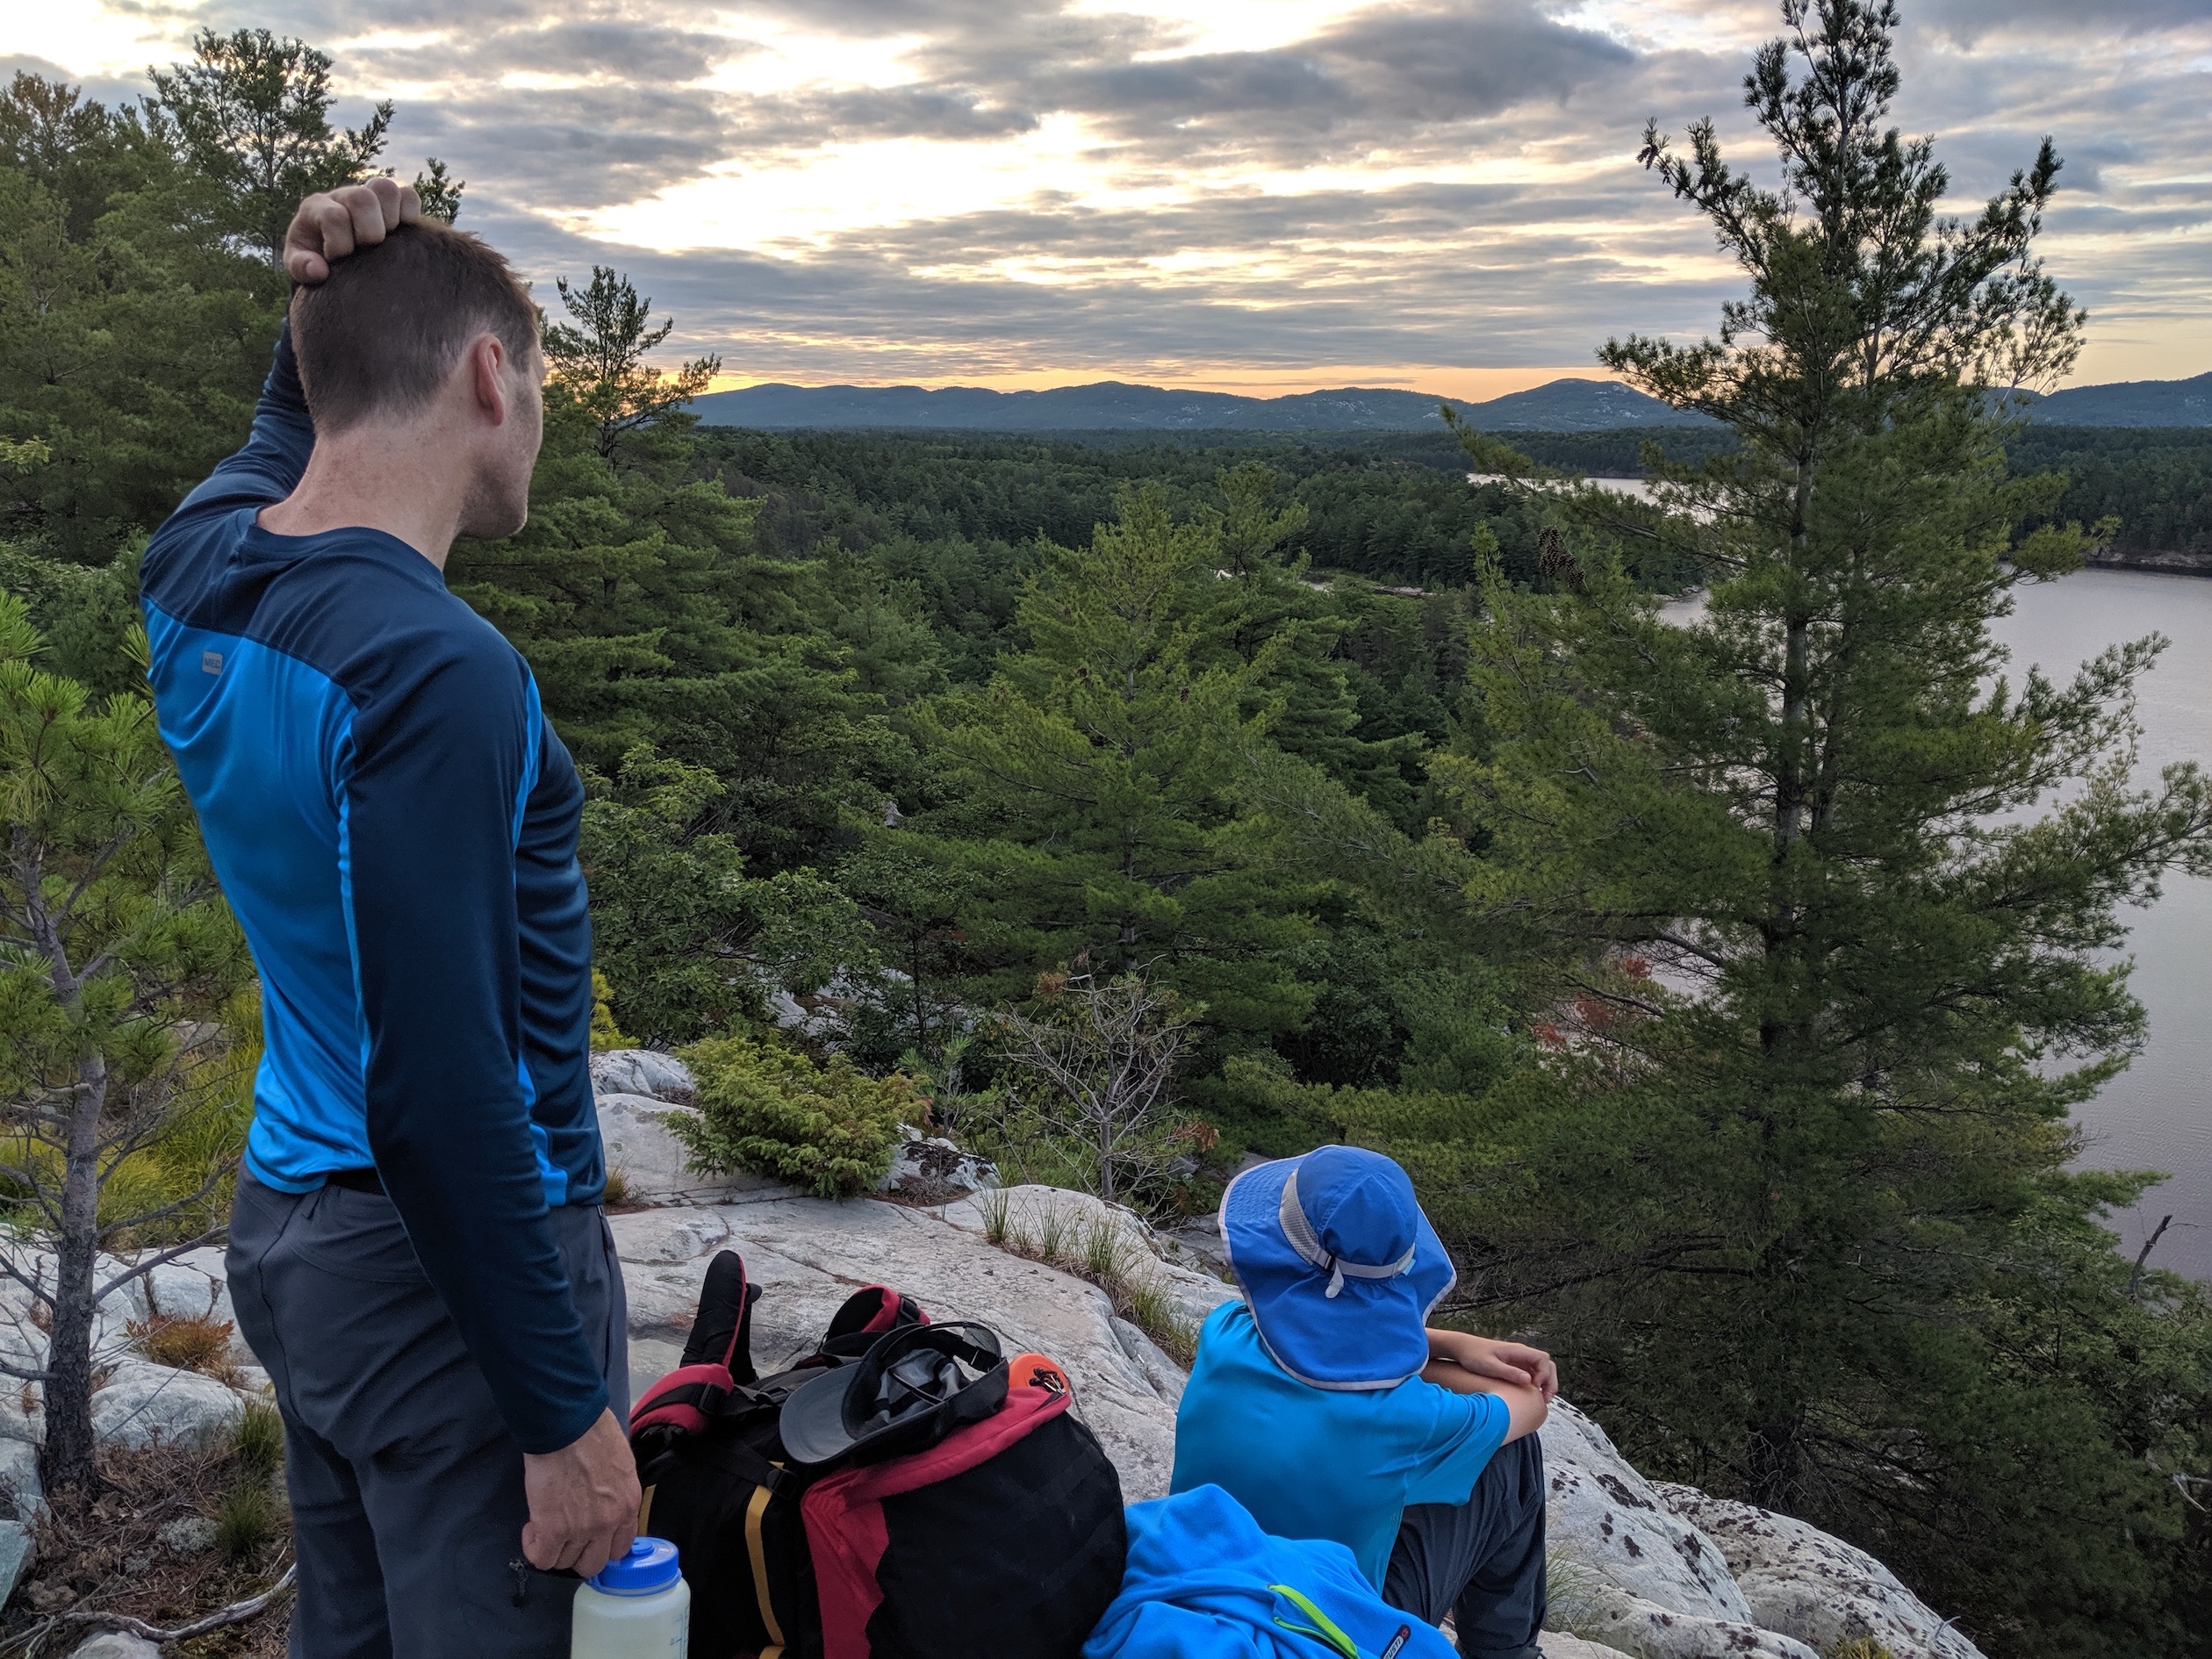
[0,75,282,564]
[147,29,391,266]
[1441,4,2212,1651]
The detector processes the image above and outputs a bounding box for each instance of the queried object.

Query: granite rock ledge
[591,1052,1987,1659]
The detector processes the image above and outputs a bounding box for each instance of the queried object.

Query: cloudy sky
[10,1,2210,397]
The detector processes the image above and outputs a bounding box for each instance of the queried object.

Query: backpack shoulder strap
[817,1284,929,1358]
[679,1250,761,1383]
[631,1361,737,1437]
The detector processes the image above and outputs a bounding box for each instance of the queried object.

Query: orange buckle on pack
[1006,1352,1070,1395]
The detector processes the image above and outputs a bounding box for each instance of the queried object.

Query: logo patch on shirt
[201,650,224,675]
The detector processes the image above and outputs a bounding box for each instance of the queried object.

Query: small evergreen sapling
[0,600,250,1491]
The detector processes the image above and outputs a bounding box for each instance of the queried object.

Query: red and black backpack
[628,1249,1128,1659]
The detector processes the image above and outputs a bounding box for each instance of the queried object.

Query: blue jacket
[1085,1486,1457,1659]
[140,327,607,1454]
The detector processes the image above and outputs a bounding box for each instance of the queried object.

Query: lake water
[1993,571,2212,1280]
[1659,569,2212,1276]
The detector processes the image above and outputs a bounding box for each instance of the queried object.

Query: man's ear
[466,334,511,426]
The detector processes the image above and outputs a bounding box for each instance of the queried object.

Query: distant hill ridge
[690,370,2212,433]
[2022,371,2212,428]
[690,377,1713,433]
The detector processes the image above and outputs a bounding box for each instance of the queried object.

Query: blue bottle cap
[588,1536,681,1595]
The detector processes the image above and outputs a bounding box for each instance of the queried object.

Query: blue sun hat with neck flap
[1219,1145,1454,1390]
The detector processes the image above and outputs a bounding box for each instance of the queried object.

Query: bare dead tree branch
[63,1562,298,1644]
[995,970,1196,1205]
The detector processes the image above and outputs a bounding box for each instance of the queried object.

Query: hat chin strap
[1278,1167,1417,1299]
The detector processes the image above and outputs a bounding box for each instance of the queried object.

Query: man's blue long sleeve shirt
[140,327,608,1454]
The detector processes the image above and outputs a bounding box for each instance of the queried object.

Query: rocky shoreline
[2084,545,2212,577]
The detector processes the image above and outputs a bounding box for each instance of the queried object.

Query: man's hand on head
[521,1407,640,1580]
[284,177,421,284]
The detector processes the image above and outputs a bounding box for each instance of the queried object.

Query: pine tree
[910,486,1324,1039]
[0,74,281,562]
[447,355,904,877]
[1193,464,1428,827]
[447,282,916,1039]
[147,29,391,266]
[0,601,251,1491]
[410,154,463,223]
[1438,5,2212,1649]
[577,745,857,1047]
[542,268,720,463]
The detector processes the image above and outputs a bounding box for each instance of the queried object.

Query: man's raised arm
[165,182,422,527]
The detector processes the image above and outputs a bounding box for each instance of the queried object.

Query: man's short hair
[291,220,539,433]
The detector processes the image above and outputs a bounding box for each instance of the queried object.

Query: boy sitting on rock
[1171,1146,1555,1657]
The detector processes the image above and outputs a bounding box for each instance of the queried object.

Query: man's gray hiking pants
[228,1172,629,1658]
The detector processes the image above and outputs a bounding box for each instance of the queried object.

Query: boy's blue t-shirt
[1169,1302,1511,1587]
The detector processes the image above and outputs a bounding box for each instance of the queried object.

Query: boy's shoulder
[1193,1300,1490,1429]
[1199,1298,1249,1338]
[1193,1299,1265,1366]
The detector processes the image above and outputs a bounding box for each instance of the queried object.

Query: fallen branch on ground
[61,1562,296,1645]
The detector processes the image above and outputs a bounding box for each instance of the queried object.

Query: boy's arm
[1420,1358,1549,1443]
[1426,1327,1557,1401]
[1423,1328,1556,1444]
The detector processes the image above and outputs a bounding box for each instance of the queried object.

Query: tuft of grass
[975,1187,1012,1246]
[1078,1213,1131,1282]
[130,1310,239,1381]
[233,1399,284,1480]
[1828,1642,1895,1659]
[1032,1203,1072,1265]
[982,1199,1196,1366]
[1543,1546,1620,1643]
[601,1164,637,1210]
[1113,1275,1196,1368]
[213,1477,282,1562]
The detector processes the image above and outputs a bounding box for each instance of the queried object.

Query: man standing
[140,178,638,1655]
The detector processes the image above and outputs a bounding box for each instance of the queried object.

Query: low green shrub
[674,1034,914,1199]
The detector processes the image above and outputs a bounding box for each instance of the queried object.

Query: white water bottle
[571,1536,690,1658]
